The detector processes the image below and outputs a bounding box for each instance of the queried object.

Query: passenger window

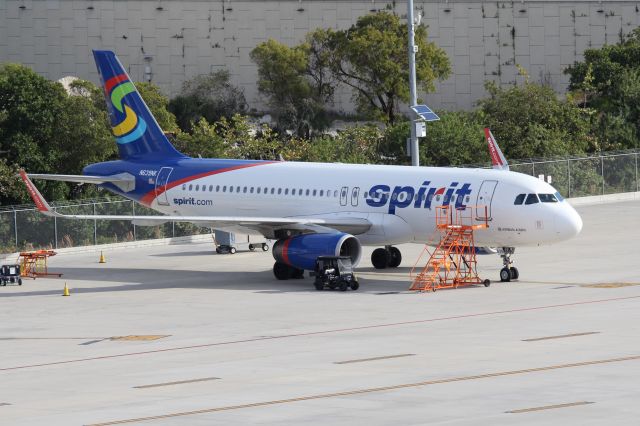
[182,184,186,190]
[278,188,282,195]
[195,185,199,191]
[229,186,234,193]
[525,193,539,205]
[320,190,324,196]
[243,187,247,193]
[538,193,558,203]
[285,188,289,195]
[313,189,317,196]
[257,187,261,194]
[306,189,310,196]
[334,190,338,197]
[271,188,275,194]
[209,185,213,191]
[250,187,254,193]
[222,186,226,192]
[216,185,220,192]
[236,186,240,193]
[188,184,193,191]
[514,194,526,205]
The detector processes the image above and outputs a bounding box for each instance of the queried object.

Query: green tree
[0,65,116,204]
[136,82,179,133]
[326,12,450,123]
[477,80,594,159]
[169,70,246,132]
[250,39,329,136]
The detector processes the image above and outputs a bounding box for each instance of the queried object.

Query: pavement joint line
[334,354,415,364]
[506,401,595,414]
[134,377,220,389]
[0,403,11,406]
[522,332,600,342]
[3,294,639,372]
[86,355,640,426]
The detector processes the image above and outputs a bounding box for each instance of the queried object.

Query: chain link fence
[0,199,212,254]
[1,150,638,254]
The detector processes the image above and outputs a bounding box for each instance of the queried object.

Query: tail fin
[92,50,185,161]
[484,128,509,171]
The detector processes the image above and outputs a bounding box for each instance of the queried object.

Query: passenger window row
[514,193,560,205]
[181,183,339,198]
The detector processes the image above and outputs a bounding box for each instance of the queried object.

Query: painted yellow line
[334,354,415,364]
[581,283,640,289]
[109,335,169,342]
[522,332,600,342]
[134,377,220,389]
[87,354,640,426]
[506,401,594,414]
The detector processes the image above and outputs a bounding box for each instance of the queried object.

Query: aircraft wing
[28,172,136,192]
[484,128,509,171]
[19,170,371,236]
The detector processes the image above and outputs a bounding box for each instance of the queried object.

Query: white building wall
[1,0,639,113]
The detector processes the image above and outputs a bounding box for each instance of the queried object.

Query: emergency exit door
[475,180,498,220]
[155,167,173,206]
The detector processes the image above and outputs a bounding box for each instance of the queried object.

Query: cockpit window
[514,194,526,205]
[554,191,565,202]
[525,193,539,205]
[538,193,558,203]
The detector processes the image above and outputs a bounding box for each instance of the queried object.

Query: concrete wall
[2,0,640,112]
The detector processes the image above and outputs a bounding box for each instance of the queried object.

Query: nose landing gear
[499,247,519,282]
[371,246,402,269]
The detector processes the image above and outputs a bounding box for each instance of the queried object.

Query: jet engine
[272,233,362,271]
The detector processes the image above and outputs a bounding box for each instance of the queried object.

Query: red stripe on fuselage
[140,162,276,206]
[104,74,129,94]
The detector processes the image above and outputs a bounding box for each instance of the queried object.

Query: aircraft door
[340,186,348,206]
[351,187,360,206]
[476,180,498,220]
[155,167,173,206]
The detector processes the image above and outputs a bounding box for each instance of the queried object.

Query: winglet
[19,169,56,215]
[484,128,509,171]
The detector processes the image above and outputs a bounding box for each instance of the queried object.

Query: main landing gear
[273,262,305,280]
[371,246,402,269]
[499,247,519,282]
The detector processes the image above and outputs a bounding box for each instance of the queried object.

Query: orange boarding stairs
[410,205,490,292]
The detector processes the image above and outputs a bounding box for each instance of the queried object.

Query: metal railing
[1,149,638,254]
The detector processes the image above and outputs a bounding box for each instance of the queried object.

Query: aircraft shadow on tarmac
[0,266,412,297]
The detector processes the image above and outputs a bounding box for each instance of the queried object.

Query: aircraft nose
[555,204,583,240]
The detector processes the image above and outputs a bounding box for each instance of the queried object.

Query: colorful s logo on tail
[92,50,184,161]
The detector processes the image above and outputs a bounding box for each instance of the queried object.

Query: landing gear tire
[371,248,390,269]
[248,244,255,251]
[500,267,511,282]
[262,243,269,251]
[350,280,360,291]
[273,262,292,280]
[509,267,519,280]
[388,246,402,268]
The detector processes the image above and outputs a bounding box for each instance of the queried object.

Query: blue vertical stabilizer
[92,50,185,161]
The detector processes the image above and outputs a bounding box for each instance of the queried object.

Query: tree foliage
[0,65,115,204]
[136,82,179,133]
[477,80,594,159]
[169,70,246,132]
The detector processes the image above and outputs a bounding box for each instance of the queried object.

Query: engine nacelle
[272,233,362,271]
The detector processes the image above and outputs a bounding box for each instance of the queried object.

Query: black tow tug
[313,256,359,291]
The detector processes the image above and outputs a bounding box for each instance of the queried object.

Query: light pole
[407,0,420,167]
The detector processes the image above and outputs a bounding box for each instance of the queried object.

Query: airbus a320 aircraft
[20,50,582,284]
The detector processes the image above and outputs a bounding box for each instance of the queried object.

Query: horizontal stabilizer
[27,173,135,192]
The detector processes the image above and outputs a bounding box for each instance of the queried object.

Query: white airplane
[20,50,582,284]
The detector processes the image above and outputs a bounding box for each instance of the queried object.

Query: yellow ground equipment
[19,250,63,279]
